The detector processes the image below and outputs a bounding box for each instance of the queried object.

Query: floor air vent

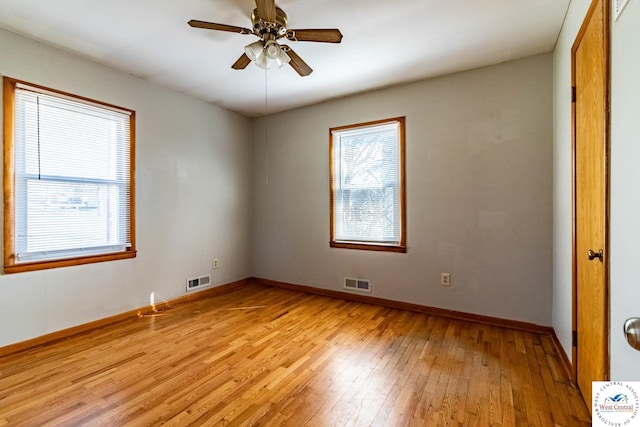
[186,274,211,292]
[343,277,371,293]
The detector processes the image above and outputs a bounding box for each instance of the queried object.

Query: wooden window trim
[329,116,407,253]
[2,77,137,274]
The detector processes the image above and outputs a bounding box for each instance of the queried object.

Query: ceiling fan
[188,0,343,76]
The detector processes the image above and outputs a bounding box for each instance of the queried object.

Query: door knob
[624,318,640,351]
[587,249,604,262]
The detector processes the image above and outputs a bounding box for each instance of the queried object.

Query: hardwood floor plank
[0,283,590,426]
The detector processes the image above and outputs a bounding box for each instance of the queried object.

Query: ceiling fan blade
[282,46,313,76]
[188,20,252,35]
[231,53,252,70]
[255,0,276,22]
[286,29,343,43]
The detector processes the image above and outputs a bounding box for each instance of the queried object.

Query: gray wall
[0,29,253,347]
[251,54,554,326]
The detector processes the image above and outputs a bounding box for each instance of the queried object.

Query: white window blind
[331,120,402,244]
[12,84,132,263]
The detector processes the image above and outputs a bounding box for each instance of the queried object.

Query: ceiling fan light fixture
[255,54,269,69]
[264,40,281,59]
[275,50,291,68]
[244,40,264,62]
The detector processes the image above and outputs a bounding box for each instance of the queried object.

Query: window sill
[330,241,407,253]
[3,250,137,274]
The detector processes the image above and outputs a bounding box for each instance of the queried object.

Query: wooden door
[572,0,609,408]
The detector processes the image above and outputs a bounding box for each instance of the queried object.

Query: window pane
[21,179,125,255]
[335,187,397,241]
[17,91,129,181]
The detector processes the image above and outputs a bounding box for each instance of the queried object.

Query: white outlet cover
[441,273,451,286]
[615,0,630,21]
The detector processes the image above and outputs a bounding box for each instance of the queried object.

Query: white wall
[0,29,253,347]
[551,0,591,362]
[609,0,640,380]
[251,54,554,326]
[553,0,640,379]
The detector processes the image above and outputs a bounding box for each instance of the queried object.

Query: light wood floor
[0,283,590,426]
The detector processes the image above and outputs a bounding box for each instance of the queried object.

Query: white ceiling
[0,0,569,118]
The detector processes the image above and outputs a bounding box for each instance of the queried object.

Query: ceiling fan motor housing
[251,7,288,39]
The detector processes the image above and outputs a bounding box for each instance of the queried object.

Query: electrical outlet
[212,258,219,269]
[441,273,451,287]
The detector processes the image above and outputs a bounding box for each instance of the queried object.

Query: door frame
[570,0,611,386]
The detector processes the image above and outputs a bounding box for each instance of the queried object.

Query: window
[330,117,406,252]
[3,77,136,273]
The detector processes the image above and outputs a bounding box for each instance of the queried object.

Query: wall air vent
[343,277,371,293]
[186,274,212,292]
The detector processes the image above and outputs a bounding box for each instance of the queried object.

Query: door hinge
[572,330,578,347]
[572,86,576,103]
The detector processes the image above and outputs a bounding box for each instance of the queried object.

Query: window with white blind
[3,77,136,273]
[330,117,406,253]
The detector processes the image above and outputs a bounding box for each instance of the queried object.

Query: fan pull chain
[264,67,269,187]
